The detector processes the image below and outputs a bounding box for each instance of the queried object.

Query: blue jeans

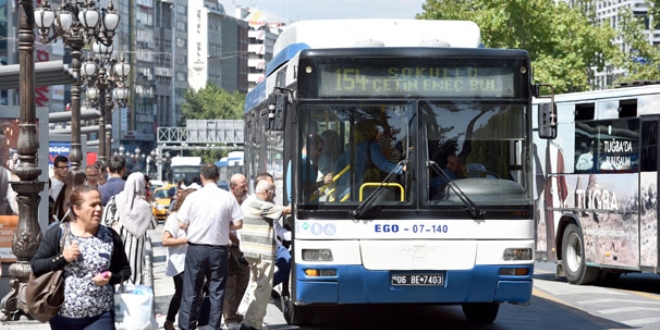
[273,244,291,288]
[49,310,114,330]
[178,244,229,330]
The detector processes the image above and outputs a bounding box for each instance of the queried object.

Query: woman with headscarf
[113,172,157,285]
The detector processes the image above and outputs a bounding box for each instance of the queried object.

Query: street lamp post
[83,52,130,164]
[0,0,45,321]
[34,0,121,172]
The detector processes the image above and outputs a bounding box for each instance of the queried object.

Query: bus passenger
[334,120,405,200]
[286,133,333,202]
[576,141,596,172]
[318,130,341,176]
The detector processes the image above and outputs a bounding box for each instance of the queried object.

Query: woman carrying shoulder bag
[31,186,131,330]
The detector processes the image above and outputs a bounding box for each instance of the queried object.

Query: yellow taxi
[152,185,175,222]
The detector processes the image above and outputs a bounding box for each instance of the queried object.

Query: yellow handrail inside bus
[311,165,350,202]
[359,183,404,201]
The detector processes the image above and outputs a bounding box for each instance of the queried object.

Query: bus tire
[284,272,315,325]
[462,302,499,324]
[283,299,315,326]
[561,223,599,285]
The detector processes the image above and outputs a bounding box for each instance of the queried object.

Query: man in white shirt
[49,155,69,201]
[177,164,243,330]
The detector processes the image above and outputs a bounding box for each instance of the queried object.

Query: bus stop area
[1,226,284,329]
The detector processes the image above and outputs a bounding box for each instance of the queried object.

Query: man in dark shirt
[99,155,126,206]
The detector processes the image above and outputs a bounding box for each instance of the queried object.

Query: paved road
[149,227,660,330]
[4,228,660,330]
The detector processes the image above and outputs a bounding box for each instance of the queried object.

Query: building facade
[188,0,248,93]
[239,8,284,92]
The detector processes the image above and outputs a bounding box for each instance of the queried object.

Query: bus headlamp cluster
[302,249,333,261]
[502,248,532,261]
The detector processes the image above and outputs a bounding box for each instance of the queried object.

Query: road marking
[623,317,660,325]
[598,307,660,314]
[576,298,660,306]
[614,288,660,301]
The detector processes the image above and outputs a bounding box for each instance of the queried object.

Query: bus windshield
[422,101,530,207]
[294,100,530,207]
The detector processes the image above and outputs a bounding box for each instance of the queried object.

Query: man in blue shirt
[99,155,126,206]
[286,133,332,203]
[334,139,404,201]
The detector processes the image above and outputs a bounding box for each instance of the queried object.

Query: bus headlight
[302,249,333,261]
[503,248,532,261]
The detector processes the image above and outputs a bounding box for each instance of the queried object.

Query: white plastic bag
[114,285,158,330]
[237,280,257,316]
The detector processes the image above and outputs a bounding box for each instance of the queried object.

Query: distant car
[152,184,174,222]
[218,180,230,191]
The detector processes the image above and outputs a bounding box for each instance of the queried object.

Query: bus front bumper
[292,264,533,305]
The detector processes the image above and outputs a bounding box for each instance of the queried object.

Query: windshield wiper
[350,160,406,219]
[427,160,485,220]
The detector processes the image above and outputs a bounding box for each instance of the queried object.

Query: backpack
[102,195,122,233]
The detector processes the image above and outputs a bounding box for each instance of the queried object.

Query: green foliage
[180,82,245,162]
[180,82,245,124]
[417,0,620,92]
[612,6,660,83]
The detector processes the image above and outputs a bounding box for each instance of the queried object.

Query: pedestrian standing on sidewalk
[239,180,291,330]
[98,155,126,206]
[31,186,131,330]
[162,188,196,330]
[177,163,243,330]
[222,173,251,330]
[103,172,156,285]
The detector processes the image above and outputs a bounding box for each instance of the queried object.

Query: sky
[224,0,428,23]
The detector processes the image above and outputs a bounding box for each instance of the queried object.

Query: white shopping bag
[115,285,158,330]
[237,280,257,316]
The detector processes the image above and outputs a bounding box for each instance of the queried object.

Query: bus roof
[534,84,660,104]
[247,19,483,111]
[266,19,481,76]
[273,19,481,54]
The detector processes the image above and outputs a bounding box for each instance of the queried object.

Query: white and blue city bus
[244,19,556,325]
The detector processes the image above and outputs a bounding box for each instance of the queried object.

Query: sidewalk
[2,226,287,329]
[0,228,166,330]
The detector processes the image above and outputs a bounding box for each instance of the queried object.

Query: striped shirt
[240,195,284,260]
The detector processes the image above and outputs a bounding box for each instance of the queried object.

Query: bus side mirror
[267,89,288,131]
[538,103,557,139]
[534,83,556,140]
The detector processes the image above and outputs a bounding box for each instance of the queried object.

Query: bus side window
[641,120,659,172]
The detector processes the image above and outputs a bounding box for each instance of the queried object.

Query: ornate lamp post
[83,52,130,164]
[146,149,157,178]
[0,0,44,321]
[34,0,121,172]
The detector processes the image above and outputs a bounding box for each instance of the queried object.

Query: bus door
[639,115,660,270]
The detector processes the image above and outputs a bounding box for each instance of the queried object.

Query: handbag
[114,284,158,330]
[26,223,69,322]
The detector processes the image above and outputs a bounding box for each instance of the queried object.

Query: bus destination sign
[317,64,515,98]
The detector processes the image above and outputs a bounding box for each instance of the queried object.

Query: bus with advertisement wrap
[244,19,556,325]
[534,83,660,285]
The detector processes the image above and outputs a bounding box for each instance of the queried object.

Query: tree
[612,4,660,83]
[180,82,245,163]
[180,82,244,124]
[417,0,620,93]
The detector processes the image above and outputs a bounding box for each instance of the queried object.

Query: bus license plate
[391,274,444,286]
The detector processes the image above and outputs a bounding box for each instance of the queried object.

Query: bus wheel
[561,223,599,285]
[283,298,315,325]
[462,302,499,324]
[284,272,315,325]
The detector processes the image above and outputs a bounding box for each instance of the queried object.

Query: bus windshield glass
[422,101,530,206]
[294,101,530,207]
[295,103,414,205]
